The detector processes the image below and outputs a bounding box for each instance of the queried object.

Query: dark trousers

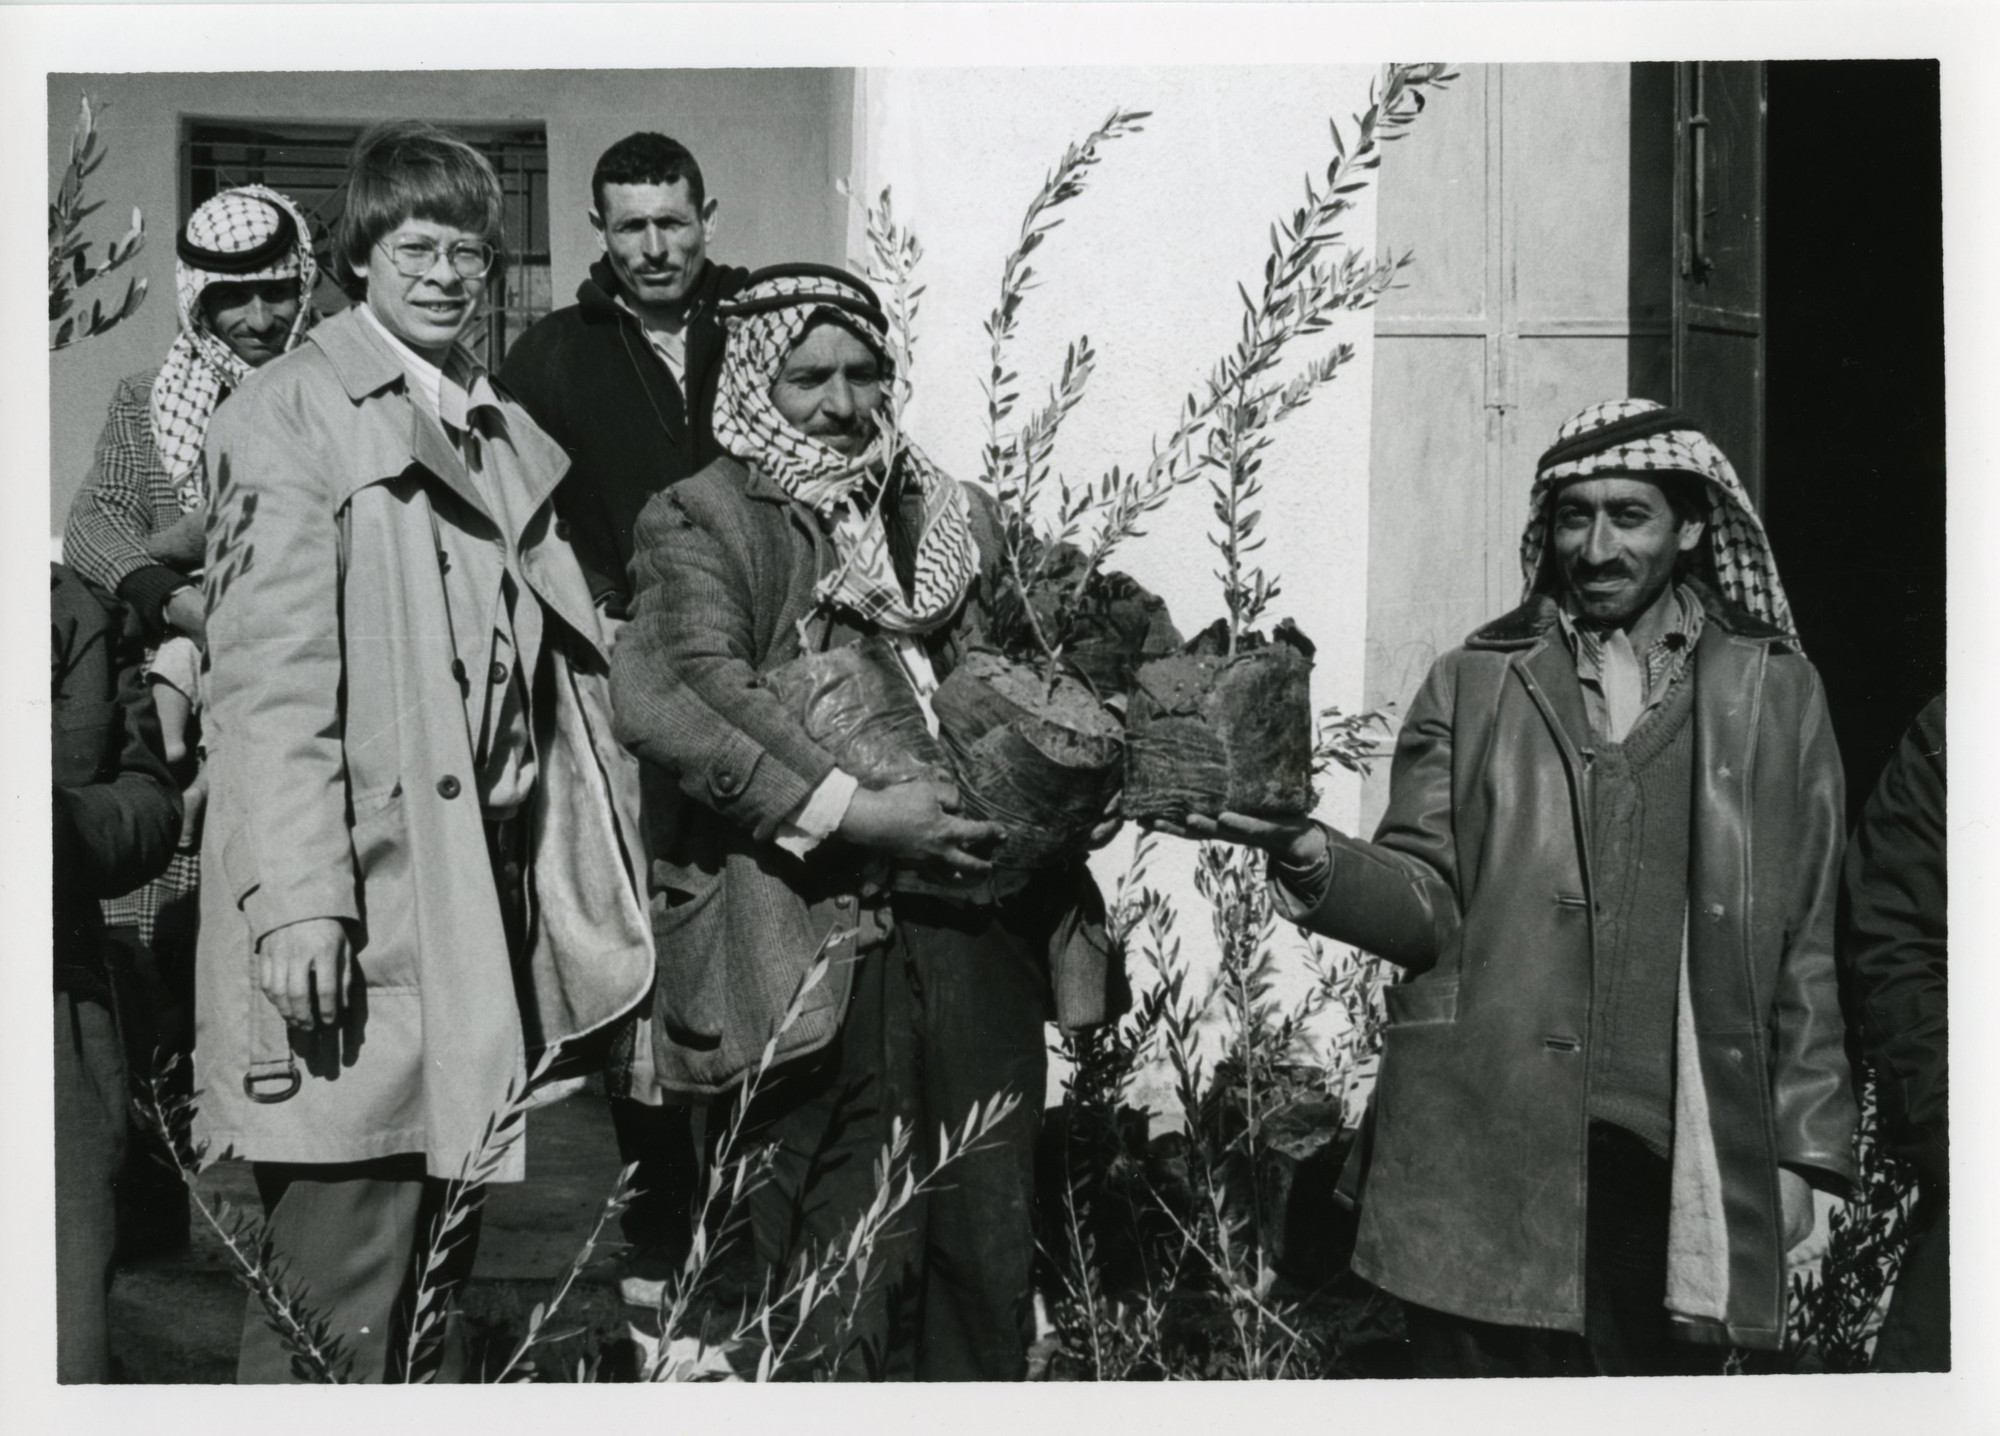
[1406,1124,1729,1377]
[745,896,1049,1380]
[237,1157,483,1383]
[55,990,128,1383]
[1874,1190,1949,1372]
[610,1097,701,1280]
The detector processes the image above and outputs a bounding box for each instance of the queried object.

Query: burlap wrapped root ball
[1122,618,1318,824]
[932,649,1125,872]
[758,635,954,788]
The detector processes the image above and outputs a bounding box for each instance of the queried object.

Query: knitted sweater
[1585,665,1696,1155]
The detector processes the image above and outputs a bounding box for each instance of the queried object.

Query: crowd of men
[52,120,1948,1383]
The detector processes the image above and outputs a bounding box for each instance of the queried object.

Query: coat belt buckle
[243,1062,302,1104]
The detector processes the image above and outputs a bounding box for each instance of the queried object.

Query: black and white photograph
[10,1,1992,1422]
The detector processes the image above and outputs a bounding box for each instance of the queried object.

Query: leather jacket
[1283,581,1857,1349]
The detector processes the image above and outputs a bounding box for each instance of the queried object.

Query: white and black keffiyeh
[150,185,318,512]
[1522,397,1795,635]
[714,266,977,636]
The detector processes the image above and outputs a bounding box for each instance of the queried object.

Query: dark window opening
[181,119,551,369]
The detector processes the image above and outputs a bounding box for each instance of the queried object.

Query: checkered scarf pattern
[713,271,976,635]
[151,186,318,511]
[1522,397,1795,634]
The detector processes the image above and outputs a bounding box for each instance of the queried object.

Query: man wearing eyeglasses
[499,132,749,1309]
[196,121,651,1383]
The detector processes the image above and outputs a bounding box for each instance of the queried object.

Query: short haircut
[333,121,505,298]
[591,132,706,215]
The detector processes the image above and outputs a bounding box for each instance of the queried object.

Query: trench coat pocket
[350,784,418,993]
[1384,977,1460,1027]
[650,863,728,1051]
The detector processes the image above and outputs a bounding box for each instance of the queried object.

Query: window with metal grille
[182,119,551,369]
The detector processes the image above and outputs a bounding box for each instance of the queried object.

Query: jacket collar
[311,305,406,403]
[311,308,568,533]
[1465,576,1793,652]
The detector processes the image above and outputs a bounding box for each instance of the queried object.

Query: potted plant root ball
[1122,617,1318,825]
[931,648,1127,871]
[759,634,953,789]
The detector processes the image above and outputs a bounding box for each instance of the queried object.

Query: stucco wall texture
[850,66,1383,1085]
[47,68,849,534]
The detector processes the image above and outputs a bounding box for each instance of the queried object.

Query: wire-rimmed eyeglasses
[377,237,496,281]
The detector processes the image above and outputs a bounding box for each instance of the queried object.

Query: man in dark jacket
[1840,693,1947,1371]
[52,566,181,1380]
[498,132,748,1305]
[500,131,751,616]
[1159,399,1857,1375]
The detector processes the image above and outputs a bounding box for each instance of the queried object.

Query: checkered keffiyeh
[150,186,318,511]
[713,266,977,636]
[1522,397,1795,635]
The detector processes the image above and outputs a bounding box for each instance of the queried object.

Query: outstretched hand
[1143,809,1328,868]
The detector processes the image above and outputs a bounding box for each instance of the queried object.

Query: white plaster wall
[849,67,1383,1115]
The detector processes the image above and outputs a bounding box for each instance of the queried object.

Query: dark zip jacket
[500,256,751,614]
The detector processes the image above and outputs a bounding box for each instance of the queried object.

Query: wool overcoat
[1291,584,1857,1350]
[193,308,653,1181]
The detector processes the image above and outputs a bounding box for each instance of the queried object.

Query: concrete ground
[108,1093,640,1383]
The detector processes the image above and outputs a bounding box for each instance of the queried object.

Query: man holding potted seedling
[611,264,1127,1379]
[1158,399,1856,1375]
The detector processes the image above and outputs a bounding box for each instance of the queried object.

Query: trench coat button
[450,658,468,683]
[555,519,573,541]
[713,769,740,795]
[437,775,463,800]
[489,660,510,686]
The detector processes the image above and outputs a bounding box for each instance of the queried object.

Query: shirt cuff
[1269,835,1335,920]
[774,768,860,859]
[117,564,193,633]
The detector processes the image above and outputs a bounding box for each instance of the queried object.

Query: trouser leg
[54,991,128,1384]
[1873,1189,1949,1372]
[237,1157,483,1384]
[610,1097,700,1283]
[1401,1301,1593,1378]
[1583,1123,1727,1376]
[745,941,923,1379]
[899,899,1049,1381]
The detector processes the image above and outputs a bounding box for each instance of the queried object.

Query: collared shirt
[360,306,539,815]
[1557,583,1705,744]
[614,293,688,388]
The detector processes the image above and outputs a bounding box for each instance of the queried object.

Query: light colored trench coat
[193,307,652,1182]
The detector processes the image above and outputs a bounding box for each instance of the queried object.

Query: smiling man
[196,122,651,1383]
[1157,399,1857,1375]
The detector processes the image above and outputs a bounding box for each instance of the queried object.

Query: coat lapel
[312,309,496,523]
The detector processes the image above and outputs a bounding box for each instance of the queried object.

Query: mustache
[1569,558,1636,583]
